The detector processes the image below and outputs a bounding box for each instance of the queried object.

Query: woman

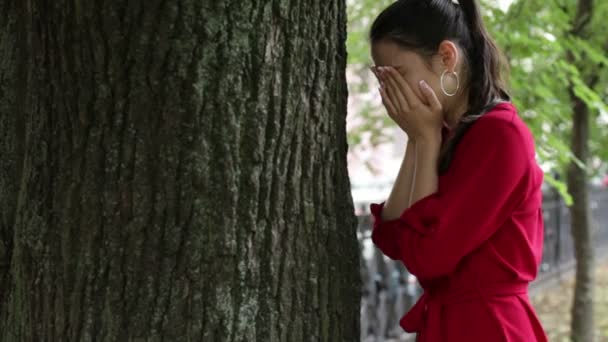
[368,0,548,341]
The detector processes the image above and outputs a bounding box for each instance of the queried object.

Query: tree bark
[566,97,595,342]
[0,1,360,341]
[567,1,595,341]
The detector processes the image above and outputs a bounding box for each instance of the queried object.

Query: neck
[444,95,469,129]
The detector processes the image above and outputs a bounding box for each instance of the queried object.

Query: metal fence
[357,187,608,341]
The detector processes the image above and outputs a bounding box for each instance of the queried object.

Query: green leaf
[544,174,573,206]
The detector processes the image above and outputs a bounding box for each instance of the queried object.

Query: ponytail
[438,0,510,174]
[460,0,509,111]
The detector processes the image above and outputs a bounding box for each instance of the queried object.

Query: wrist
[415,135,441,167]
[410,128,442,144]
[414,133,442,149]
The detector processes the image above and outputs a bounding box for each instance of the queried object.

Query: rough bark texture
[567,1,595,341]
[0,1,360,341]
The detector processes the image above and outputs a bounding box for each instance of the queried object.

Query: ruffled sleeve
[369,113,533,279]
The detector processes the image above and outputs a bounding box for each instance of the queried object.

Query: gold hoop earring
[441,70,460,97]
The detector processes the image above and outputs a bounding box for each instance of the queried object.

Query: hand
[374,66,444,142]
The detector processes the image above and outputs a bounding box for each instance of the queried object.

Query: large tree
[0,1,360,341]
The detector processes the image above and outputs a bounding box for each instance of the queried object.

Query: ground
[532,261,608,341]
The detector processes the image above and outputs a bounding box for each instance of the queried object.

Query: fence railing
[357,187,608,341]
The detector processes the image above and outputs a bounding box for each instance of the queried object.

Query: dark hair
[369,0,510,173]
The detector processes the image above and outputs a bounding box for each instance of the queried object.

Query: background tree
[489,1,608,339]
[564,1,608,340]
[0,1,360,341]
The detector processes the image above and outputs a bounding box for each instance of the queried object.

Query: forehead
[371,39,426,67]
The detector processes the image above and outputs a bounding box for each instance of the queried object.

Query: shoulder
[464,102,536,158]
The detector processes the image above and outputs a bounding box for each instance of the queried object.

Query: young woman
[368,0,548,341]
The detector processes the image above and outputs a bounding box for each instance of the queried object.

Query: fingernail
[420,80,428,89]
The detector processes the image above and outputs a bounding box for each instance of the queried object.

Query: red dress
[370,103,548,341]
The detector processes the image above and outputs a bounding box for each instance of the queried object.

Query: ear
[437,40,460,72]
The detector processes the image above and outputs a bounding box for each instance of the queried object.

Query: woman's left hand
[377,66,444,142]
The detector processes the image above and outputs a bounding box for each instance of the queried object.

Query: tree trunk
[0,1,360,341]
[567,2,595,341]
[566,97,595,342]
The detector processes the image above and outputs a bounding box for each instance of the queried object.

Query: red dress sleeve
[370,114,533,279]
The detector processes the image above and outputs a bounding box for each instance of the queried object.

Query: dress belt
[399,281,529,341]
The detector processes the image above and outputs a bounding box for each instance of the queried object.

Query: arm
[370,115,532,279]
[410,134,441,205]
[375,67,443,218]
[381,139,417,221]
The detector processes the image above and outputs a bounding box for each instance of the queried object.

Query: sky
[497,0,515,12]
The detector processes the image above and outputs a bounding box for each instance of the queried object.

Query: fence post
[556,190,562,277]
[552,172,562,279]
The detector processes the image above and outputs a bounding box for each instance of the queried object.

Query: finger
[379,87,398,116]
[381,68,408,112]
[370,66,378,77]
[370,66,378,79]
[386,67,421,108]
[370,66,386,89]
[419,80,442,112]
[380,86,397,114]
